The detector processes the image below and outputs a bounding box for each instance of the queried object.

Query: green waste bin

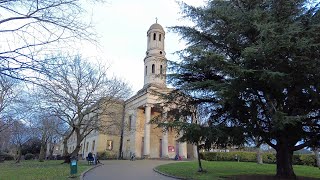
[70,158,78,176]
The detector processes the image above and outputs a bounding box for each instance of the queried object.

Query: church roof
[148,23,164,32]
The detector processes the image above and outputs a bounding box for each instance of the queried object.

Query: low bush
[24,153,35,160]
[262,153,276,164]
[0,152,14,161]
[201,152,316,166]
[298,154,316,166]
[97,151,117,160]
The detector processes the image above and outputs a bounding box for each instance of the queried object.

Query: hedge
[24,153,35,160]
[200,152,316,167]
[97,151,118,160]
[0,152,14,161]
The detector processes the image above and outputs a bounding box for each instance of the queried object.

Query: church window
[160,51,162,54]
[145,66,147,75]
[159,34,161,41]
[160,65,163,74]
[107,140,113,150]
[153,33,156,40]
[152,64,155,73]
[92,140,95,152]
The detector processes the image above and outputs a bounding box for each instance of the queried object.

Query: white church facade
[62,22,196,160]
[122,22,196,159]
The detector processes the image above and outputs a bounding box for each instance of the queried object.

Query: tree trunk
[62,137,70,163]
[48,143,54,160]
[257,146,263,164]
[314,148,320,168]
[39,143,46,162]
[39,133,47,162]
[275,143,296,178]
[71,146,81,158]
[15,145,22,163]
[196,143,203,172]
[69,128,82,158]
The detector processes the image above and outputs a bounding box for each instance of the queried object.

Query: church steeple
[144,21,167,88]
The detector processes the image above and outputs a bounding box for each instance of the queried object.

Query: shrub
[97,151,118,160]
[0,152,14,161]
[201,152,257,162]
[293,154,302,165]
[24,153,35,160]
[298,154,316,166]
[200,151,315,166]
[262,153,276,164]
[97,151,107,160]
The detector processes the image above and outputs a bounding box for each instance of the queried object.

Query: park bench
[86,153,94,165]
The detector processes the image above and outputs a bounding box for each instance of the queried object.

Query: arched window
[159,34,161,41]
[153,33,156,40]
[145,66,147,75]
[152,64,155,73]
[160,65,163,74]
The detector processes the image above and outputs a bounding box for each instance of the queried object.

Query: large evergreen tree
[170,0,320,178]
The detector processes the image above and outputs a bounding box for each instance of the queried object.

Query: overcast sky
[78,0,205,93]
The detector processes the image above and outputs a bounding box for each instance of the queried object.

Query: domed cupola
[143,19,167,88]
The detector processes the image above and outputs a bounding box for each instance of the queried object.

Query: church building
[61,22,196,160]
[122,22,195,159]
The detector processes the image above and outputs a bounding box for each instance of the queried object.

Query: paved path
[83,160,177,180]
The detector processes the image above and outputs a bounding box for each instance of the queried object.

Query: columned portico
[123,21,190,159]
[161,111,168,158]
[130,110,137,155]
[193,145,198,158]
[143,104,152,157]
[178,130,187,158]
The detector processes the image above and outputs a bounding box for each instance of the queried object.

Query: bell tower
[143,19,167,88]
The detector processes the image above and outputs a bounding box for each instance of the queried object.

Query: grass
[156,161,320,180]
[0,160,92,180]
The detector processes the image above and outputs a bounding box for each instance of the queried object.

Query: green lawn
[156,161,320,180]
[0,160,92,180]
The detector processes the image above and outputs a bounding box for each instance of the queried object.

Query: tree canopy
[0,0,101,80]
[169,0,320,178]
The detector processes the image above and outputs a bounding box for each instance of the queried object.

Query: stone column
[193,145,198,159]
[162,112,168,158]
[143,104,152,157]
[178,116,187,159]
[178,137,187,159]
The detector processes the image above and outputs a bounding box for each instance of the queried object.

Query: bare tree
[0,0,102,80]
[0,75,19,133]
[10,121,30,163]
[35,115,62,162]
[22,90,65,161]
[38,55,131,162]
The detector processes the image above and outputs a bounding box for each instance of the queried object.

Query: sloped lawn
[156,161,320,180]
[0,160,91,180]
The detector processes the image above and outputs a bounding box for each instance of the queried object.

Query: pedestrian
[95,153,100,164]
[130,152,135,161]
